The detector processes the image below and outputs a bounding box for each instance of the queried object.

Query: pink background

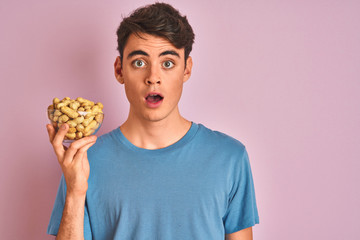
[1,0,359,239]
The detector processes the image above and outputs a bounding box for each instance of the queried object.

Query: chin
[136,104,179,123]
[142,110,171,123]
[143,114,167,122]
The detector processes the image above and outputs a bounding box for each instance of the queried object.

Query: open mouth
[145,93,164,103]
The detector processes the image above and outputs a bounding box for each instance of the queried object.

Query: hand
[46,123,97,196]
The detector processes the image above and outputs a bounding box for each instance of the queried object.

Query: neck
[120,108,191,150]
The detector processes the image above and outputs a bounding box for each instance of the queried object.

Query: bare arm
[56,194,86,240]
[225,227,253,240]
[47,123,96,240]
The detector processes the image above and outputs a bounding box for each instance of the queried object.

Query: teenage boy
[47,3,259,240]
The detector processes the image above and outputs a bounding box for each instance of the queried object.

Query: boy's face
[114,33,192,123]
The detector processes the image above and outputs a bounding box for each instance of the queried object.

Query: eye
[133,60,145,68]
[162,61,174,69]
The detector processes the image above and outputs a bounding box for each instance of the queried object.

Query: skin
[46,123,96,240]
[47,33,253,239]
[114,33,193,149]
[226,227,253,240]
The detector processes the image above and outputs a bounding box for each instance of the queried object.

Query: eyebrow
[127,50,180,59]
[159,50,180,58]
[127,50,149,59]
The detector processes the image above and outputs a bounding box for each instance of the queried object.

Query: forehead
[124,33,184,58]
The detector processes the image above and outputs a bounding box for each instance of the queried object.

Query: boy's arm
[225,227,253,240]
[47,124,96,239]
[56,193,86,240]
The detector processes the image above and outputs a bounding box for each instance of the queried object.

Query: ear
[183,56,193,83]
[114,56,124,84]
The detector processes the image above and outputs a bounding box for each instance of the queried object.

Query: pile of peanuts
[48,97,104,140]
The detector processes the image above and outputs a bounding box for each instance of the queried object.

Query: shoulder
[88,127,121,155]
[195,123,247,156]
[193,123,251,178]
[196,123,246,149]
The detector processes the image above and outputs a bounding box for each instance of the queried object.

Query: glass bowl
[47,108,104,143]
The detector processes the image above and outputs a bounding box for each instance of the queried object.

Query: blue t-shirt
[47,122,259,239]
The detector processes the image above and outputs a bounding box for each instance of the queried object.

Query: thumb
[46,124,56,142]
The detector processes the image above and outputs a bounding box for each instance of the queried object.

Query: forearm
[56,193,86,240]
[225,227,253,240]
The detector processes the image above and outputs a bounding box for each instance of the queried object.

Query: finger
[63,136,97,166]
[46,124,56,143]
[63,137,96,166]
[72,141,96,167]
[52,123,69,160]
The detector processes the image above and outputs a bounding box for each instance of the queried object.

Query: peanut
[48,97,104,141]
[56,100,71,109]
[53,98,60,107]
[76,124,85,133]
[58,114,69,123]
[68,127,77,133]
[54,109,62,117]
[47,105,54,119]
[66,120,77,128]
[91,105,102,113]
[81,100,94,107]
[76,97,86,103]
[69,101,80,110]
[65,132,76,140]
[61,106,79,119]
[74,116,84,124]
[96,102,104,110]
[82,115,95,127]
[84,120,97,136]
[84,129,95,137]
[76,132,83,139]
[95,113,103,123]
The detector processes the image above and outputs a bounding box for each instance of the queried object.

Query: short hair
[116,2,195,64]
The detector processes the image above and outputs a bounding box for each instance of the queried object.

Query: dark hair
[116,2,195,64]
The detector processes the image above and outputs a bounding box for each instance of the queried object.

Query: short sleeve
[222,148,259,234]
[47,174,93,239]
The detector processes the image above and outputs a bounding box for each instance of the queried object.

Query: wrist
[65,182,88,198]
[66,190,87,201]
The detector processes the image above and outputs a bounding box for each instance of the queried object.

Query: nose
[145,65,161,85]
